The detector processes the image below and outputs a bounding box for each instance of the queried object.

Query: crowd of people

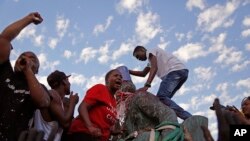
[0,12,249,141]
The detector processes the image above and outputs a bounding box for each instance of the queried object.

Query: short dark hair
[133,46,145,56]
[241,96,250,106]
[47,70,71,89]
[105,69,116,84]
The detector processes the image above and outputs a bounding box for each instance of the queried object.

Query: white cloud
[216,82,230,103]
[110,62,124,69]
[215,82,240,105]
[243,16,250,27]
[98,40,114,64]
[131,75,147,86]
[246,43,250,51]
[130,66,147,85]
[223,18,234,28]
[203,94,217,104]
[231,60,250,72]
[216,82,229,93]
[173,43,207,62]
[56,15,70,38]
[177,85,190,96]
[175,32,193,42]
[69,73,86,86]
[209,121,218,138]
[16,25,44,47]
[179,103,191,111]
[112,42,133,60]
[186,31,193,41]
[48,61,60,71]
[208,33,227,53]
[175,33,185,42]
[194,67,216,81]
[17,26,36,40]
[197,0,239,32]
[48,38,59,49]
[135,11,162,44]
[214,47,243,66]
[98,57,110,65]
[78,47,97,64]
[67,24,84,46]
[190,94,217,110]
[116,0,144,14]
[34,35,44,46]
[241,29,250,37]
[157,37,170,50]
[190,96,199,110]
[236,78,250,89]
[93,16,113,36]
[38,53,47,67]
[63,50,72,59]
[98,54,109,64]
[37,53,60,71]
[207,34,245,72]
[37,75,49,88]
[86,75,105,89]
[186,0,205,11]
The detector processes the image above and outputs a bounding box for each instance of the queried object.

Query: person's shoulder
[91,84,106,89]
[148,47,160,54]
[87,84,106,93]
[0,35,11,46]
[48,89,61,102]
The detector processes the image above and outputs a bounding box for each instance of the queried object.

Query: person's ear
[62,79,67,86]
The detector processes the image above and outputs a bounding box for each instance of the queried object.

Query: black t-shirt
[0,60,36,141]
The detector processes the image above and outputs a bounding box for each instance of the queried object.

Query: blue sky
[1,0,250,138]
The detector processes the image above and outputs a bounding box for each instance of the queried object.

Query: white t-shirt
[34,110,63,141]
[146,47,186,79]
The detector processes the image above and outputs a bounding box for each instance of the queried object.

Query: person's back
[147,47,186,79]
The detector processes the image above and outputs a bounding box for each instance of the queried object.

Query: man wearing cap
[33,70,79,141]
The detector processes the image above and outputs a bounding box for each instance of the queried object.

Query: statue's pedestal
[182,115,208,141]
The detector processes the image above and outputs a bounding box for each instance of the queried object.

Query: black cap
[47,70,71,89]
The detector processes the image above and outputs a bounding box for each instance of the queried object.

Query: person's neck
[107,86,116,97]
[54,88,65,100]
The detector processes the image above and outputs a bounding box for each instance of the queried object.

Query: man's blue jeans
[156,69,192,120]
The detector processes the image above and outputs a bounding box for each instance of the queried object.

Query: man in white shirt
[129,46,192,120]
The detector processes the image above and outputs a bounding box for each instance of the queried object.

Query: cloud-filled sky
[1,0,250,138]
